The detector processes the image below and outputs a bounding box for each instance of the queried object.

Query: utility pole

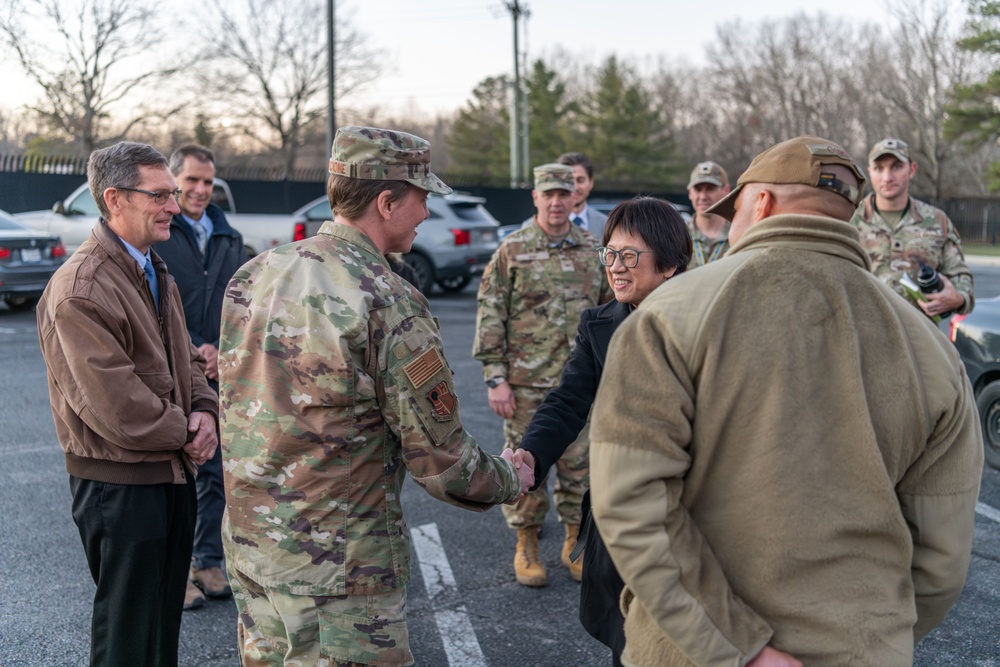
[505,1,529,188]
[326,0,336,158]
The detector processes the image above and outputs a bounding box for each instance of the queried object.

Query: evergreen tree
[447,75,511,181]
[947,0,1000,189]
[525,59,573,167]
[576,56,684,189]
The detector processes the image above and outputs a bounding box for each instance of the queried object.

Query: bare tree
[197,0,379,176]
[0,106,36,152]
[701,13,872,171]
[862,0,980,197]
[0,0,181,155]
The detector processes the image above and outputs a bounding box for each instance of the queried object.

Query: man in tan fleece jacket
[590,136,983,667]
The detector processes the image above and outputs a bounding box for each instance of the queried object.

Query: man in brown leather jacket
[37,141,218,667]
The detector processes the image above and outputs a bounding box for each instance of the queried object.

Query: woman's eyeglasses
[598,246,647,268]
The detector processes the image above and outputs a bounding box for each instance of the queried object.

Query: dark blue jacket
[518,298,631,657]
[153,204,247,349]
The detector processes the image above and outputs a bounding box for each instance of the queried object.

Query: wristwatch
[485,376,506,389]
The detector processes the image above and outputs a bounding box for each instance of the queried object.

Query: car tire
[437,275,471,293]
[4,296,38,311]
[405,253,435,295]
[976,380,1000,470]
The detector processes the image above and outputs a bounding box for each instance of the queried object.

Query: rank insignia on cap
[426,381,456,421]
[403,347,444,389]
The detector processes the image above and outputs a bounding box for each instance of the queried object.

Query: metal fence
[937,199,1000,245]
[3,151,1000,238]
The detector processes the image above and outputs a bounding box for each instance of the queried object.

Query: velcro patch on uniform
[403,347,444,389]
[807,143,853,161]
[425,381,456,421]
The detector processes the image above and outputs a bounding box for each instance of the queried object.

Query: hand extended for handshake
[501,448,535,503]
[747,646,802,667]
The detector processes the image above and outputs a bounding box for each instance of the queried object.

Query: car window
[67,189,101,216]
[0,213,28,230]
[212,185,232,212]
[445,202,493,222]
[305,200,332,220]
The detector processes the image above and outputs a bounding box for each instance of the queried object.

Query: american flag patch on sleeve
[403,347,444,389]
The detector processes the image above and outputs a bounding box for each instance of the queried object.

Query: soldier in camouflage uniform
[851,138,974,318]
[474,163,612,587]
[686,161,732,270]
[218,126,531,667]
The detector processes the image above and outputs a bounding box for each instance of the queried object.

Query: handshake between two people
[500,448,536,504]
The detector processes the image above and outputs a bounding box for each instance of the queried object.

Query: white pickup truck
[15,178,289,257]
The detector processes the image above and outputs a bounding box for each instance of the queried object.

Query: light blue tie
[193,223,208,254]
[143,257,160,313]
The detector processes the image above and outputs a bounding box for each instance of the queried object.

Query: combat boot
[514,527,547,587]
[192,565,232,598]
[561,523,583,582]
[183,578,205,611]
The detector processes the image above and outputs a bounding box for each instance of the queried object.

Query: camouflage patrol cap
[868,138,911,164]
[533,163,575,192]
[687,161,729,189]
[706,135,866,221]
[329,126,452,195]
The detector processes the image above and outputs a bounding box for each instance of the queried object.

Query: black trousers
[70,474,197,667]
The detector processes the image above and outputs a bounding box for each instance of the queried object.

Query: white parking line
[976,501,1000,524]
[412,522,487,667]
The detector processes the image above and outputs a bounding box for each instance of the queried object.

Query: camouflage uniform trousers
[501,385,589,528]
[230,566,413,667]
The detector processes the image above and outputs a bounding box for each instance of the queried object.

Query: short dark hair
[88,141,169,221]
[327,174,411,221]
[169,144,215,175]
[602,197,692,274]
[557,152,593,179]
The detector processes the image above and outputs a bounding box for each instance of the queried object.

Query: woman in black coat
[517,197,692,666]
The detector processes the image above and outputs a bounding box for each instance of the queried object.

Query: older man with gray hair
[37,141,218,666]
[591,136,982,667]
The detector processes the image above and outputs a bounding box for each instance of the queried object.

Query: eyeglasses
[598,246,648,268]
[114,186,182,206]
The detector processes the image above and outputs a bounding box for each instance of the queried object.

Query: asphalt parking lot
[1,268,999,666]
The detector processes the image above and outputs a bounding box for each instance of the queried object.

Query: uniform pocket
[317,590,413,666]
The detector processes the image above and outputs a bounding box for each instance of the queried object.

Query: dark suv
[949,298,1000,469]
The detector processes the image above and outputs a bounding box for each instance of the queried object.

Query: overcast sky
[345,0,906,115]
[0,0,965,122]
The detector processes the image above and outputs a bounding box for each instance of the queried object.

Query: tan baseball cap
[706,136,866,221]
[329,125,452,195]
[687,161,729,189]
[533,163,575,192]
[868,138,910,164]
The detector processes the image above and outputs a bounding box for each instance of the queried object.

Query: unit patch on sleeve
[425,380,456,421]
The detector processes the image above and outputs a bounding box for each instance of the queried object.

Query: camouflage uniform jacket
[474,219,611,388]
[851,194,974,315]
[686,217,730,270]
[219,222,521,596]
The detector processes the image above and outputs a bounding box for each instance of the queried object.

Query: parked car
[589,197,693,223]
[949,298,1000,469]
[290,193,500,294]
[14,179,289,257]
[497,198,694,240]
[0,209,67,311]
